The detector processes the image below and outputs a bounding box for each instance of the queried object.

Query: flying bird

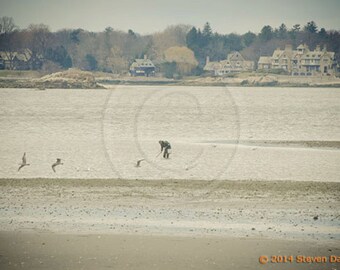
[18,152,30,171]
[52,158,63,172]
[135,159,145,167]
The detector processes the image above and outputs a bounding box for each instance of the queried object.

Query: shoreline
[1,78,340,88]
[0,231,339,270]
[1,69,340,88]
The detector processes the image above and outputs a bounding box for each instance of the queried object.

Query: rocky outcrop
[241,75,278,86]
[34,69,102,89]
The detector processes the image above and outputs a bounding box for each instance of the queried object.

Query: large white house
[258,44,336,76]
[204,52,254,75]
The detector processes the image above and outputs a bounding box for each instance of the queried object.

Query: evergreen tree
[161,61,177,78]
[202,22,212,38]
[289,24,301,40]
[304,21,318,33]
[318,28,327,38]
[186,27,198,49]
[242,31,256,47]
[278,23,287,39]
[45,45,72,68]
[85,54,97,70]
[70,29,82,44]
[105,27,113,33]
[292,24,301,32]
[259,25,274,41]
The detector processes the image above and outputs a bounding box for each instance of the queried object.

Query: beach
[1,232,338,270]
[0,86,339,269]
[0,178,339,270]
[0,86,339,181]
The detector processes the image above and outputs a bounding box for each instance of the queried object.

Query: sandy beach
[0,86,339,181]
[0,178,339,269]
[0,86,339,269]
[1,232,339,270]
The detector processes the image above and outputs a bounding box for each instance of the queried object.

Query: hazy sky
[1,0,339,34]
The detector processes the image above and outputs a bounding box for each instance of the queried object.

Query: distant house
[258,44,336,76]
[0,51,16,70]
[129,55,155,77]
[204,52,254,75]
[0,49,42,70]
[258,56,272,70]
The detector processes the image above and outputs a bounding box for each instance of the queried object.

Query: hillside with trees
[0,17,339,77]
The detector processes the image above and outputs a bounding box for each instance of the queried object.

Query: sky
[0,0,339,34]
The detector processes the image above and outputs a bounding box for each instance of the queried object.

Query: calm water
[0,86,339,181]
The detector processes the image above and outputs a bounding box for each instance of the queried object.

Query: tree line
[0,16,339,76]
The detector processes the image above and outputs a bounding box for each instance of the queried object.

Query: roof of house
[130,58,155,70]
[272,49,284,59]
[258,56,272,64]
[0,49,35,62]
[227,52,245,61]
[203,61,221,71]
[0,52,16,61]
[204,52,254,71]
[297,44,308,50]
[15,49,32,61]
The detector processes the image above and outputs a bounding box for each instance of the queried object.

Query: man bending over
[159,140,171,159]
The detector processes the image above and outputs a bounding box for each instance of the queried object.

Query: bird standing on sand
[52,158,63,172]
[135,159,145,167]
[18,152,30,171]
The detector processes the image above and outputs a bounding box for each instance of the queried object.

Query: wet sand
[1,232,339,270]
[1,179,339,239]
[0,179,339,269]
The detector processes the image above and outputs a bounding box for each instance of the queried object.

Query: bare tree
[152,25,192,59]
[0,16,17,34]
[0,24,21,69]
[26,24,52,56]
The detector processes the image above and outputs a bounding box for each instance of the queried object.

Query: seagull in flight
[52,158,63,172]
[18,152,30,171]
[135,159,145,167]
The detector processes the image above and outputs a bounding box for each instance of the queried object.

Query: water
[0,86,339,181]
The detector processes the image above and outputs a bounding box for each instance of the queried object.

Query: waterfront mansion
[258,44,336,76]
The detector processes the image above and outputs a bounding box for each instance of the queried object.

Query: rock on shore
[35,69,102,89]
[241,75,278,86]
